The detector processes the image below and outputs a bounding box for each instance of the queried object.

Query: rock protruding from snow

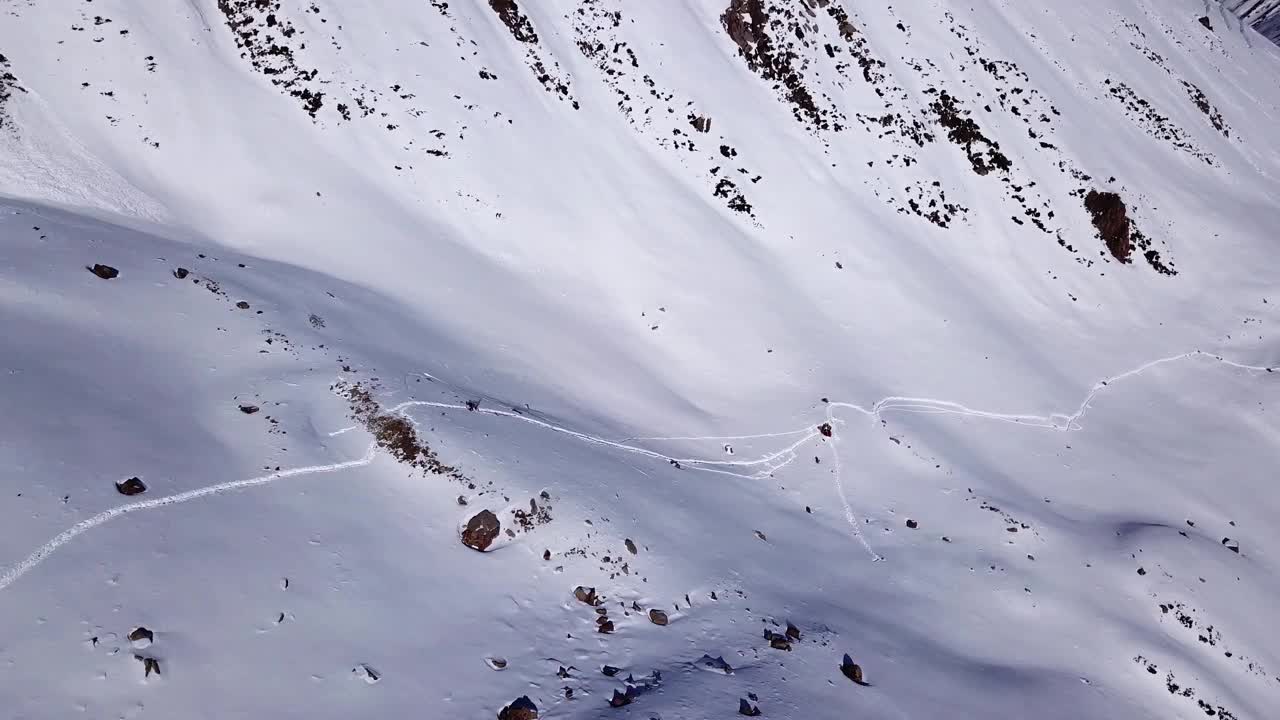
[88,264,119,279]
[648,608,669,626]
[841,654,868,685]
[573,586,601,606]
[461,510,501,551]
[352,663,381,684]
[739,697,762,716]
[115,477,147,496]
[134,655,161,678]
[497,695,538,720]
[128,627,154,649]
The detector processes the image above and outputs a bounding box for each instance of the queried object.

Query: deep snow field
[2,1,1279,718]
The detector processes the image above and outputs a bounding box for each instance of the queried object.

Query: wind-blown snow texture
[1,1,1279,718]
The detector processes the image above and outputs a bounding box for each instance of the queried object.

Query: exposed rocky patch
[1180,80,1230,138]
[1081,190,1176,275]
[497,695,538,720]
[216,1,327,118]
[337,381,471,482]
[572,1,759,219]
[488,0,577,108]
[927,90,1011,177]
[0,52,25,134]
[1105,79,1215,165]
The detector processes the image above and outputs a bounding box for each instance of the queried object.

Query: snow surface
[1,0,1279,718]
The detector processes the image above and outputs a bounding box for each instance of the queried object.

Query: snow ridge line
[0,350,1269,592]
[0,444,378,593]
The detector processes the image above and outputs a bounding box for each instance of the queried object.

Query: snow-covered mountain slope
[1,1,1279,718]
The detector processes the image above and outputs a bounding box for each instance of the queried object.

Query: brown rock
[461,510,501,551]
[609,689,632,707]
[596,618,615,634]
[116,477,147,496]
[841,653,867,685]
[1083,190,1131,262]
[624,538,637,555]
[785,621,801,641]
[648,609,668,626]
[88,264,119,279]
[818,423,833,437]
[128,627,154,646]
[573,586,600,606]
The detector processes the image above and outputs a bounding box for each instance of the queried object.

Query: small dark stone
[739,698,762,716]
[1198,16,1213,31]
[235,301,251,310]
[601,665,621,677]
[596,618,615,634]
[116,477,147,496]
[1137,567,1147,576]
[238,404,260,414]
[128,627,154,645]
[461,509,501,551]
[88,264,119,279]
[574,586,600,606]
[785,621,801,641]
[609,689,632,707]
[542,549,551,561]
[625,538,637,555]
[649,608,669,626]
[818,423,833,437]
[906,519,919,529]
[173,268,189,279]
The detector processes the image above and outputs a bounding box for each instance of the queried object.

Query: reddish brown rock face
[461,509,501,551]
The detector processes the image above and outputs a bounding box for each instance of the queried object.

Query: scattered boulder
[128,627,154,648]
[238,404,260,415]
[134,655,161,678]
[352,663,380,684]
[601,665,621,677]
[235,301,251,310]
[574,586,601,606]
[461,510,501,551]
[497,695,538,720]
[173,267,189,279]
[841,654,868,685]
[88,264,119,279]
[739,698,762,716]
[608,688,633,707]
[648,609,669,626]
[818,423,833,438]
[484,657,508,671]
[596,617,615,634]
[115,477,147,496]
[785,621,801,642]
[764,629,792,651]
[906,519,919,529]
[1198,16,1213,31]
[1222,538,1240,553]
[624,538,638,555]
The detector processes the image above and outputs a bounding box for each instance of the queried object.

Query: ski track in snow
[0,350,1271,592]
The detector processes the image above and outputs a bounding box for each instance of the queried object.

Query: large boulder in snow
[461,509,501,551]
